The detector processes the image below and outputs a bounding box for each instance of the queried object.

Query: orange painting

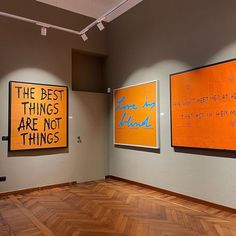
[171,59,236,150]
[114,81,159,148]
[9,81,68,151]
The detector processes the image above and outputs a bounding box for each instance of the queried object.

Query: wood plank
[106,175,236,214]
[0,180,234,236]
[9,195,54,236]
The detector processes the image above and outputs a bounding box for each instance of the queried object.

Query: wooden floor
[0,179,236,236]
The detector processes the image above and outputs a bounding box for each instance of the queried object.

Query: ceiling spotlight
[81,33,88,41]
[41,26,47,36]
[97,22,105,31]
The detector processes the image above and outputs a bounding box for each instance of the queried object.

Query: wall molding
[0,181,77,198]
[105,175,236,213]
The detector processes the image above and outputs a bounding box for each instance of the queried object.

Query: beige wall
[106,0,236,208]
[0,0,108,192]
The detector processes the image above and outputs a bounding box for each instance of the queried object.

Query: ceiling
[36,0,143,22]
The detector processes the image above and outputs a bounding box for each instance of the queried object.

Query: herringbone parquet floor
[0,179,235,236]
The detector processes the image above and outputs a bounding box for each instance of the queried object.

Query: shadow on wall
[8,147,69,158]
[174,147,236,160]
[107,0,236,86]
[115,144,160,154]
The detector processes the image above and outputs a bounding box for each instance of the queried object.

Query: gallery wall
[106,0,236,208]
[1,0,236,210]
[0,0,108,193]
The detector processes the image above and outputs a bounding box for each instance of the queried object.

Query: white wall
[106,0,236,208]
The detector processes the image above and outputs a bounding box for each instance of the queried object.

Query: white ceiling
[36,0,143,22]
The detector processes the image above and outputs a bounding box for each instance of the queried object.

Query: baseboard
[0,181,77,197]
[105,175,236,213]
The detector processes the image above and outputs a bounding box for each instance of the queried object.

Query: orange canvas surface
[171,59,236,150]
[114,81,158,148]
[9,82,68,151]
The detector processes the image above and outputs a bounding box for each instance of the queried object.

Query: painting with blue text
[114,81,159,149]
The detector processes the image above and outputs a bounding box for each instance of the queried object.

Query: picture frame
[170,58,236,151]
[113,80,160,149]
[9,81,68,151]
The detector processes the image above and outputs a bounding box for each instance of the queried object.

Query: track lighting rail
[0,0,128,41]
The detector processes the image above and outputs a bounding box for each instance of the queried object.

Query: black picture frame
[8,81,69,151]
[170,57,236,151]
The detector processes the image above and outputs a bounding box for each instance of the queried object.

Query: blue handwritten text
[142,97,156,109]
[115,96,138,111]
[119,112,152,128]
